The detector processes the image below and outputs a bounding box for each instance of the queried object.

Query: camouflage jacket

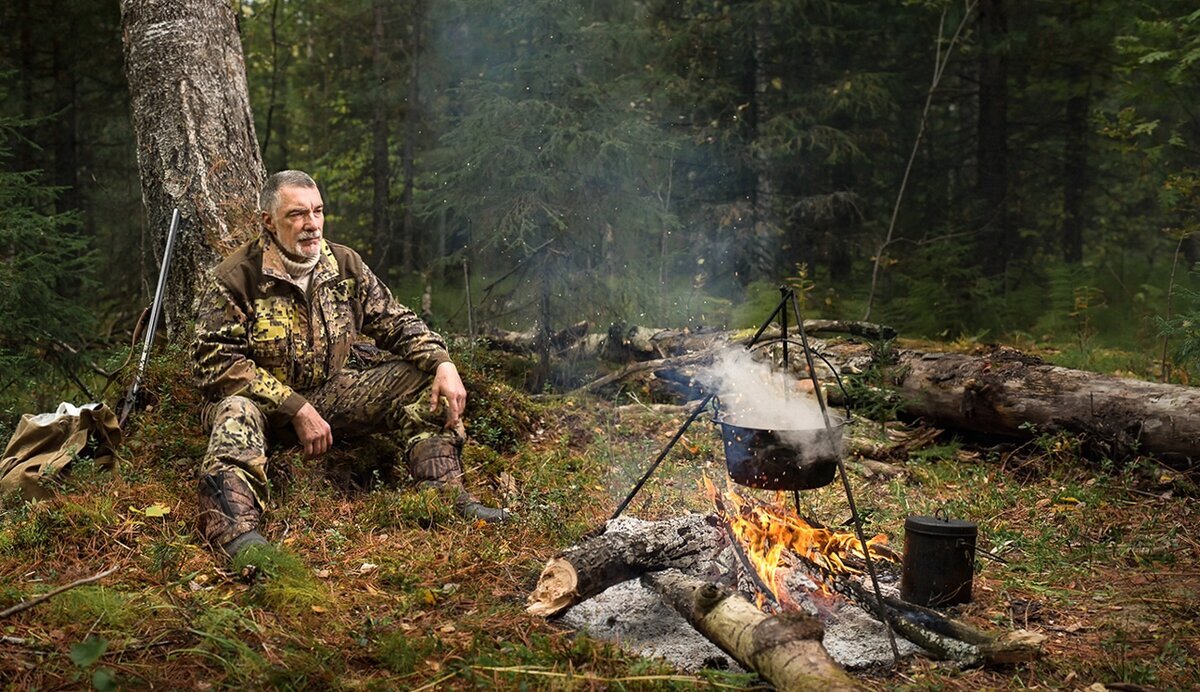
[192,233,450,426]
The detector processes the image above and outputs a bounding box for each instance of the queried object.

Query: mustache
[298,231,321,241]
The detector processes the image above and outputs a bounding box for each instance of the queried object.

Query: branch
[0,566,119,619]
[863,0,978,320]
[569,351,711,396]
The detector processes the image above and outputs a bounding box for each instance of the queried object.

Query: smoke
[696,347,833,431]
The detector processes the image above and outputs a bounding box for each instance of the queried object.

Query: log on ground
[526,514,727,617]
[643,569,858,691]
[890,346,1200,462]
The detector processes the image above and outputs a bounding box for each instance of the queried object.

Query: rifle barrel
[121,208,181,424]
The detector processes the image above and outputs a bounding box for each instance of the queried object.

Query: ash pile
[557,515,922,673]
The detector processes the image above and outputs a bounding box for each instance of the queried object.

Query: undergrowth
[0,341,1197,690]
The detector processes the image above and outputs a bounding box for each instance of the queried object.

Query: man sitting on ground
[192,169,508,560]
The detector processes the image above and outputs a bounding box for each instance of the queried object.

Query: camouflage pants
[200,359,458,503]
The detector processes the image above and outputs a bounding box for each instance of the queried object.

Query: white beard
[292,232,322,259]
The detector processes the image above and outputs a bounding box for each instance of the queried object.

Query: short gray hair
[259,170,318,213]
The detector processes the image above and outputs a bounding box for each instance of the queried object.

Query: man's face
[264,184,324,259]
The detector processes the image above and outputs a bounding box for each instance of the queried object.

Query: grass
[0,342,1198,690]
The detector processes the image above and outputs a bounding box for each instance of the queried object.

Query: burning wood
[642,569,857,692]
[529,499,1044,682]
[707,477,899,610]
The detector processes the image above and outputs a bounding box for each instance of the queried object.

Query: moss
[231,543,330,614]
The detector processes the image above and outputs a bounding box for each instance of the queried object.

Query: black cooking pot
[715,414,842,490]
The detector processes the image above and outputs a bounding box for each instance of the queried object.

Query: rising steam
[697,347,833,432]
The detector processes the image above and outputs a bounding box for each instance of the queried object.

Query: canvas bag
[0,402,123,500]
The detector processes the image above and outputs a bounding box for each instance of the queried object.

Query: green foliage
[842,338,904,434]
[364,486,455,530]
[0,84,97,415]
[186,603,269,683]
[374,630,441,675]
[230,543,330,614]
[456,340,543,452]
[47,587,144,631]
[1156,263,1200,378]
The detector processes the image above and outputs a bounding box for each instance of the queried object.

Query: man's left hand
[431,361,467,429]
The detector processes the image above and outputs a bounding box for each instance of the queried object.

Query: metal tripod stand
[609,285,901,661]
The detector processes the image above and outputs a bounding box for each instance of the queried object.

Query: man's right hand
[293,402,333,457]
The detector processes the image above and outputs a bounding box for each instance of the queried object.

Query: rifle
[118,208,182,427]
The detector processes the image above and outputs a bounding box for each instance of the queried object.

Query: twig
[471,666,752,689]
[408,671,458,692]
[569,351,710,396]
[0,565,119,619]
[863,0,978,320]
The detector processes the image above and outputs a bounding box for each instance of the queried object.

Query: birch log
[643,569,858,691]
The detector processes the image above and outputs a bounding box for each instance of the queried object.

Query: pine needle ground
[0,343,1196,690]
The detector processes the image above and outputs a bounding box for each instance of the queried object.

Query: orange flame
[704,476,896,603]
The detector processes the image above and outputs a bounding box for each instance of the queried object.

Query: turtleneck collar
[269,231,320,279]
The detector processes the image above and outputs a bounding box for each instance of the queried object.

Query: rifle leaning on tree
[118,208,181,428]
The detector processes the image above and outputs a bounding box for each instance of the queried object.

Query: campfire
[706,476,899,609]
[528,291,1044,687]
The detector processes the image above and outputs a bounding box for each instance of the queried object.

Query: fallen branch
[643,569,858,691]
[527,514,726,617]
[0,565,119,619]
[569,351,712,396]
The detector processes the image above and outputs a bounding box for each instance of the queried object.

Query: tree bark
[546,322,1200,463]
[370,0,391,273]
[120,0,266,335]
[889,347,1200,462]
[977,0,1010,276]
[400,0,425,275]
[643,570,857,691]
[526,514,727,617]
[1061,65,1090,264]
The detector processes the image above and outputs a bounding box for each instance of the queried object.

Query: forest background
[2,0,1200,425]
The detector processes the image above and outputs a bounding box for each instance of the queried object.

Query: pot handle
[746,338,853,421]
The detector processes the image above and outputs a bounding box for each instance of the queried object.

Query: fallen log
[566,325,1200,463]
[643,569,858,691]
[889,346,1200,462]
[526,514,726,617]
[484,320,591,354]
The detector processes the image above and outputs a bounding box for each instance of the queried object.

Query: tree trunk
[400,0,424,275]
[526,513,726,617]
[977,0,1010,277]
[370,0,391,273]
[51,0,80,217]
[642,570,857,692]
[545,322,1200,463]
[889,347,1200,462]
[119,0,266,336]
[1061,67,1090,264]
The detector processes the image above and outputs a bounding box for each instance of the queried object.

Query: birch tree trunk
[120,0,266,335]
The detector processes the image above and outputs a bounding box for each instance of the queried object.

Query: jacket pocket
[250,297,293,374]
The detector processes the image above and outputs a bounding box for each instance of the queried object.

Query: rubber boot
[407,437,510,523]
[198,470,269,559]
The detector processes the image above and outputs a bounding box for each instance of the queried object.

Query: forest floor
[1,340,1198,690]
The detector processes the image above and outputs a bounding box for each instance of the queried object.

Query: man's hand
[293,402,333,457]
[431,361,467,429]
